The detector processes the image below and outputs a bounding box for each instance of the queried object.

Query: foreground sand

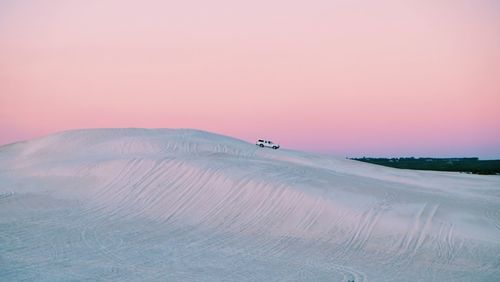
[1,129,499,281]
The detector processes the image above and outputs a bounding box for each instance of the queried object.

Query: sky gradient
[1,0,499,158]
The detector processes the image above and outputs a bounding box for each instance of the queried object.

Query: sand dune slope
[1,128,499,281]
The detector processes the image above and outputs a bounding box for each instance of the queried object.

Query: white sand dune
[1,128,499,281]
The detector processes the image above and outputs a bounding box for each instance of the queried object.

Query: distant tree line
[350,157,500,175]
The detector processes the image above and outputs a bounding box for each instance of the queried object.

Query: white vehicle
[256,139,280,149]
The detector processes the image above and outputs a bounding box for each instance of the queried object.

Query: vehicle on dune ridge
[256,139,280,149]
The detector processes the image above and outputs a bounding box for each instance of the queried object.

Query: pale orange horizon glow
[1,0,499,158]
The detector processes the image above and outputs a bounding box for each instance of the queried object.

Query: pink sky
[1,0,499,158]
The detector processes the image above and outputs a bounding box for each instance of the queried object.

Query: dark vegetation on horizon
[351,157,500,175]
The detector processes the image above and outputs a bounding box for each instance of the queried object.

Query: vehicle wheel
[273,146,277,149]
[259,144,264,147]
